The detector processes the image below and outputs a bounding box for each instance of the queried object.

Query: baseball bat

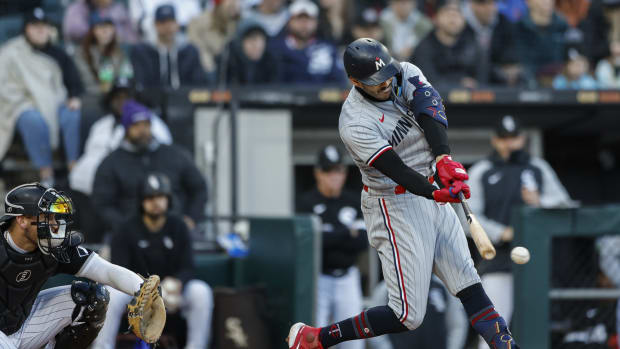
[458,192,496,260]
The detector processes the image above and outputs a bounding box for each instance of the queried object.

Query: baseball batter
[0,183,162,348]
[288,38,520,349]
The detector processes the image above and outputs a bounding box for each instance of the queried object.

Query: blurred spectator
[602,0,620,54]
[515,0,569,85]
[219,20,279,85]
[69,79,172,196]
[496,0,529,21]
[92,100,207,233]
[130,4,210,89]
[74,14,134,95]
[463,0,525,85]
[555,0,590,27]
[63,0,137,47]
[93,173,213,349]
[296,145,367,349]
[553,46,597,89]
[380,0,433,61]
[596,235,620,349]
[241,0,289,37]
[595,39,620,88]
[351,7,385,41]
[412,0,483,88]
[129,0,202,43]
[317,0,354,46]
[0,8,84,187]
[187,0,241,78]
[270,0,346,84]
[467,115,573,349]
[582,0,611,65]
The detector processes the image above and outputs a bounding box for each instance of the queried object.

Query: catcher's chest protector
[0,237,57,335]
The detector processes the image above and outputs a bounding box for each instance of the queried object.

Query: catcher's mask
[3,183,75,262]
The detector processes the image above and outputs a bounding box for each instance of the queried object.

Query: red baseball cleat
[287,322,324,349]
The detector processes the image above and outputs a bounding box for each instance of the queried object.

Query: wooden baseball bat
[458,192,496,260]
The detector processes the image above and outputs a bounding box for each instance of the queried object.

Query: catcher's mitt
[127,275,166,343]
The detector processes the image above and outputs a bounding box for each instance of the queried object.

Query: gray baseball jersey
[339,62,435,194]
[339,62,480,330]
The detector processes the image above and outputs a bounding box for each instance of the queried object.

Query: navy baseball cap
[155,4,176,22]
[90,12,114,27]
[24,7,49,25]
[356,7,381,27]
[495,115,521,137]
[317,145,344,171]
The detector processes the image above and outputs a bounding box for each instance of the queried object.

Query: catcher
[0,183,165,349]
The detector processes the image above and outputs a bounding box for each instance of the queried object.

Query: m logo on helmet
[16,270,31,283]
[375,57,385,71]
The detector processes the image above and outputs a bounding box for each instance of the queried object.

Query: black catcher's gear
[3,183,76,262]
[54,281,110,349]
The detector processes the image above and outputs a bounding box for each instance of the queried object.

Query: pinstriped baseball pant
[361,190,480,330]
[0,286,75,349]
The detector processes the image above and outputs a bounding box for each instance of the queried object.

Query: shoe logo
[379,114,385,123]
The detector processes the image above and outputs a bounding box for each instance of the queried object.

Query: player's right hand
[432,181,470,203]
[436,156,469,186]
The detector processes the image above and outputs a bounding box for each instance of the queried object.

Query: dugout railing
[512,205,620,348]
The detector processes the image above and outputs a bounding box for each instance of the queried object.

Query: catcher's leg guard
[54,280,110,349]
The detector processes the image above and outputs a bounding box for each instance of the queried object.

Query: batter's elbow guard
[407,76,448,127]
[55,280,110,348]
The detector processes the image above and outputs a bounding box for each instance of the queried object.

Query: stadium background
[1,0,620,348]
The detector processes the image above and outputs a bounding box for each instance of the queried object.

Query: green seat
[0,15,23,45]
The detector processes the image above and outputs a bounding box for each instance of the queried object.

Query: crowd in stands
[1,0,620,92]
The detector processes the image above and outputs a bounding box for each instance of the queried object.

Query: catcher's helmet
[343,38,401,86]
[3,183,75,262]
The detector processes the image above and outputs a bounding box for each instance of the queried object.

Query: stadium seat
[0,15,24,44]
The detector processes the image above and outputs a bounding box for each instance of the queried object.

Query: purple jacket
[63,0,138,44]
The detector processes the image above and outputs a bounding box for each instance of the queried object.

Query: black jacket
[111,214,194,285]
[219,37,280,86]
[475,150,544,274]
[130,41,210,88]
[38,44,84,97]
[463,13,520,85]
[296,188,368,274]
[411,29,483,88]
[92,141,207,232]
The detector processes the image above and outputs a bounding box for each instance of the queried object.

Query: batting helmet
[343,38,400,86]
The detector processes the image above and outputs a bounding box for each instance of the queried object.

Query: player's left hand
[432,181,470,203]
[127,275,166,343]
[436,156,468,186]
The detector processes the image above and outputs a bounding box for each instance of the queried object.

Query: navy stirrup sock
[457,283,510,343]
[318,305,407,348]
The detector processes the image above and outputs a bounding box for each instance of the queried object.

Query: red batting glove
[432,181,470,203]
[436,156,468,186]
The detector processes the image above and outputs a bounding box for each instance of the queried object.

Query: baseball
[511,246,530,264]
